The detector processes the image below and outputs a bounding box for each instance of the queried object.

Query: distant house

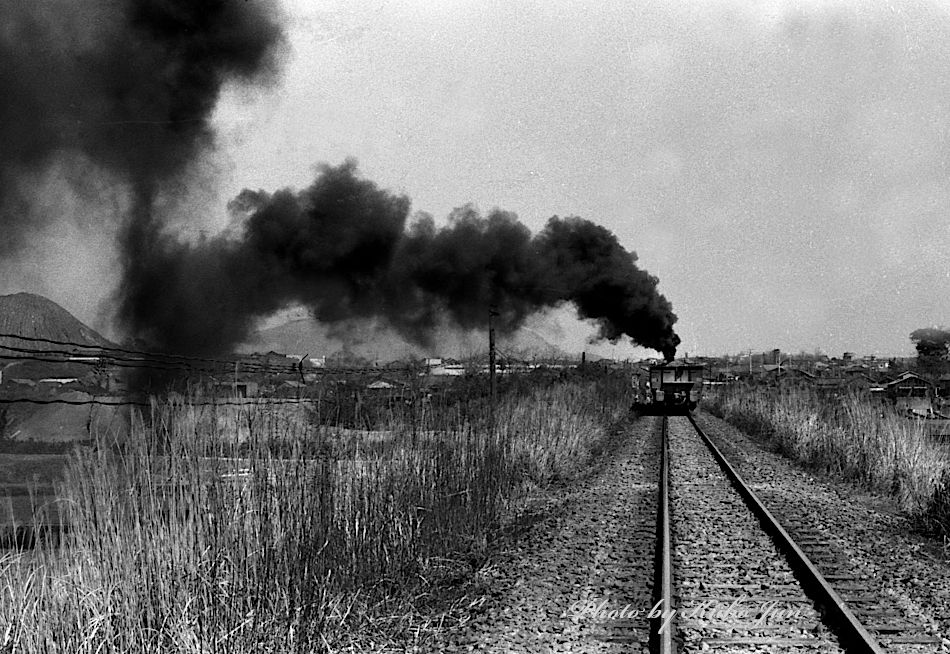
[365,375,410,397]
[709,366,741,382]
[425,362,466,377]
[883,372,936,415]
[761,367,816,387]
[233,381,259,397]
[885,371,933,394]
[811,375,871,395]
[210,379,260,398]
[239,351,298,374]
[788,367,816,381]
[934,375,950,414]
[813,377,847,393]
[367,374,409,389]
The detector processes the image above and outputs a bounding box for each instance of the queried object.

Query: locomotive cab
[637,361,705,414]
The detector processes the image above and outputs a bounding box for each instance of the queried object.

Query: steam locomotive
[633,360,705,414]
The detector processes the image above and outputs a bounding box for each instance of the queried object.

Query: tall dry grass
[706,384,950,534]
[0,371,630,652]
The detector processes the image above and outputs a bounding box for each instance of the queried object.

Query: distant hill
[0,293,123,445]
[241,316,575,363]
[0,292,115,351]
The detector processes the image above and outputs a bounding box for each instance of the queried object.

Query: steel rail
[651,416,675,654]
[686,414,886,654]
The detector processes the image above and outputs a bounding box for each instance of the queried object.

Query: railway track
[654,414,940,653]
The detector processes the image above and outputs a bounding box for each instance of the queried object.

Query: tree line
[911,327,950,374]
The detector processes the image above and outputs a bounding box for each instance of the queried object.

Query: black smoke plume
[0,0,283,249]
[1,3,679,362]
[120,161,680,360]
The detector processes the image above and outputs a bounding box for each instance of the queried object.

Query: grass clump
[0,370,631,652]
[705,384,950,535]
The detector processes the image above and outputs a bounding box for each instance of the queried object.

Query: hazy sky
[8,0,950,357]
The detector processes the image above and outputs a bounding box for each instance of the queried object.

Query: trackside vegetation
[0,369,631,653]
[705,385,950,536]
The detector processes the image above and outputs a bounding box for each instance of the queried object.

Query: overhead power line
[0,397,320,408]
[0,338,416,376]
[0,332,305,372]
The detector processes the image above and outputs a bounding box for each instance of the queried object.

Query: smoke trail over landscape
[0,0,285,346]
[0,1,283,245]
[1,1,679,361]
[121,161,680,359]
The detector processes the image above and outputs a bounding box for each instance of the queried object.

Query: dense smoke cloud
[0,1,282,241]
[1,2,679,361]
[120,161,680,359]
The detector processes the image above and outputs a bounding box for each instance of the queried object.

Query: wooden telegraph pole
[489,305,499,431]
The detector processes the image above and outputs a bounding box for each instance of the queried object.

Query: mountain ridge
[0,292,115,351]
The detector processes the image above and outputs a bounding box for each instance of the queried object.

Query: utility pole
[489,306,499,431]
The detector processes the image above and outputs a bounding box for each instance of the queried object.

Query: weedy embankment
[0,370,630,653]
[705,385,950,536]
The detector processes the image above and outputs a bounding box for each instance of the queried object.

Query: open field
[0,369,631,653]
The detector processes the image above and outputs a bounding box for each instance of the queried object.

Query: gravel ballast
[695,409,950,652]
[668,416,840,653]
[436,415,662,653]
[433,409,950,653]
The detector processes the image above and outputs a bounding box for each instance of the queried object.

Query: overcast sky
[8,0,950,357]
